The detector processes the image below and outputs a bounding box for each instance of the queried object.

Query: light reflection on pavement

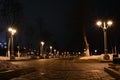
[10,58,115,80]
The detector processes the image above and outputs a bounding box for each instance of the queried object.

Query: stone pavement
[10,58,115,80]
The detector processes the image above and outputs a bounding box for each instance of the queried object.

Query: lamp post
[50,46,52,55]
[96,20,112,54]
[7,38,10,57]
[40,41,44,58]
[17,45,20,57]
[8,27,16,58]
[54,49,56,58]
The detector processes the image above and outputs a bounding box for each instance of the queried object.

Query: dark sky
[1,0,120,53]
[19,0,71,51]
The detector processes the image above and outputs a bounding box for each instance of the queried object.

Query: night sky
[1,0,120,54]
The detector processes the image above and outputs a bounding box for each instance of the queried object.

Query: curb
[0,67,36,80]
[104,67,120,79]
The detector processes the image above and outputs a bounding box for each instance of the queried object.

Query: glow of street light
[8,27,12,32]
[54,49,56,52]
[41,41,44,46]
[12,29,16,35]
[107,21,113,26]
[96,21,102,26]
[8,27,16,35]
[50,46,52,49]
[12,29,16,33]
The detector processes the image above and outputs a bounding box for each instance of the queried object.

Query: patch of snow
[0,60,22,71]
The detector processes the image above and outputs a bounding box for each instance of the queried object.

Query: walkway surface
[10,58,115,80]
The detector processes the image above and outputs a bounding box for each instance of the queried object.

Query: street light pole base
[103,54,110,60]
[10,55,15,60]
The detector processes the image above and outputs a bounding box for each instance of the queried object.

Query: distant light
[54,49,56,52]
[73,52,74,54]
[4,42,7,45]
[24,47,26,49]
[1,44,3,47]
[31,52,34,54]
[57,51,59,53]
[50,46,52,49]
[67,52,69,54]
[94,50,97,53]
[41,41,45,46]
[4,46,7,49]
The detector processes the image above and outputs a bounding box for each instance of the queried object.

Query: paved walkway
[10,58,115,80]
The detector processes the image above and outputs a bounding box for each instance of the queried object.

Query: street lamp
[50,46,52,55]
[54,49,56,58]
[96,20,113,54]
[40,41,45,58]
[8,27,16,58]
[17,45,20,57]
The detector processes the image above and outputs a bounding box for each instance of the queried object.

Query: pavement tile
[9,59,116,80]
